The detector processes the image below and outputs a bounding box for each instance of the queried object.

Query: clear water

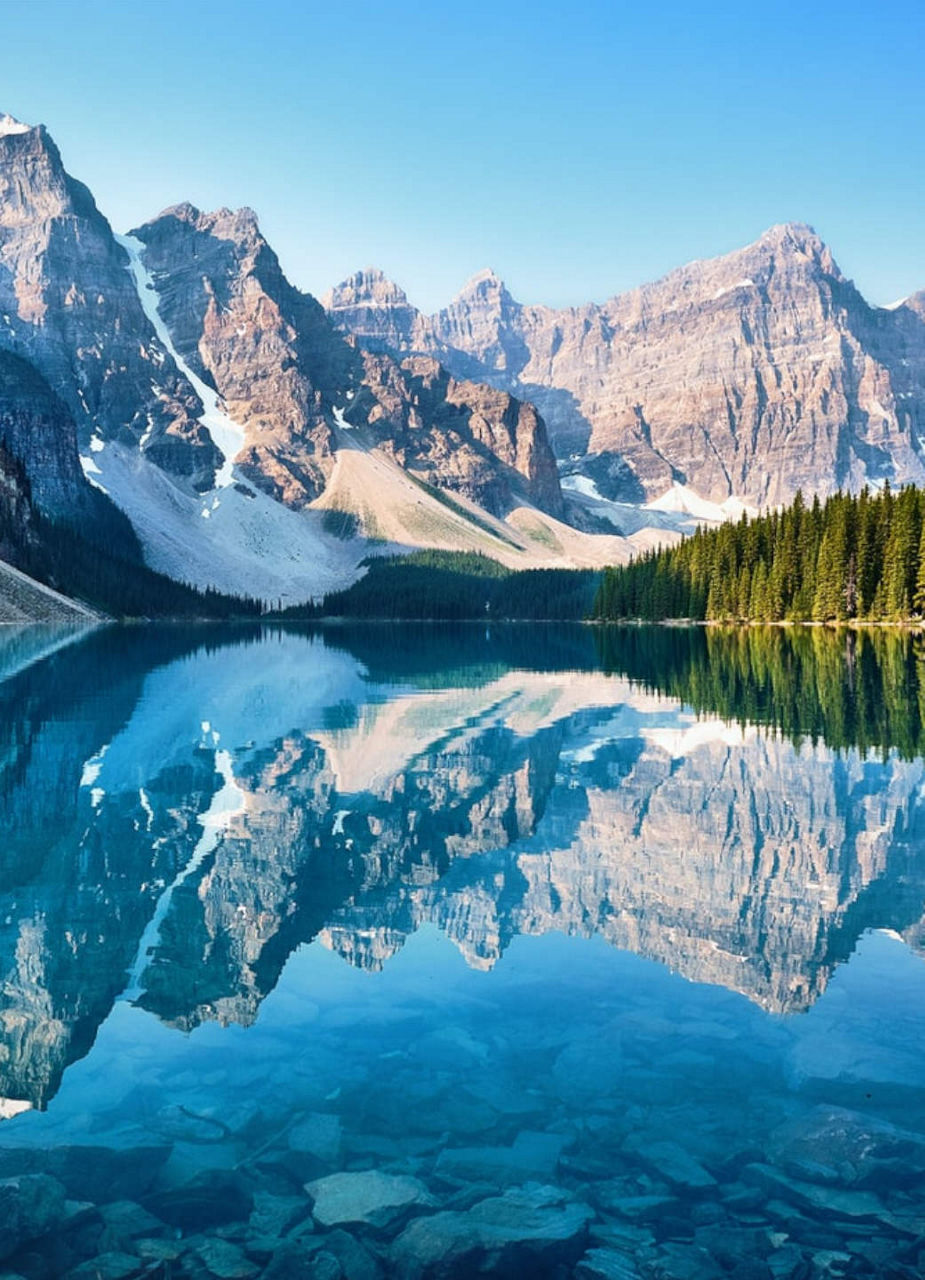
[0,623,923,1280]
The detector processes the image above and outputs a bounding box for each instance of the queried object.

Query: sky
[0,0,923,311]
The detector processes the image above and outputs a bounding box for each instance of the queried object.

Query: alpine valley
[3,111,925,616]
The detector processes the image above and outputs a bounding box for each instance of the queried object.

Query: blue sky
[1,0,922,310]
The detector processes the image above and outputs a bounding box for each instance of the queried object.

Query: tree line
[278,550,601,621]
[592,484,925,623]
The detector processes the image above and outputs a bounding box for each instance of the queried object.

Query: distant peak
[756,221,828,256]
[449,268,515,310]
[155,201,202,224]
[460,267,504,291]
[143,203,261,236]
[325,267,411,309]
[0,113,34,138]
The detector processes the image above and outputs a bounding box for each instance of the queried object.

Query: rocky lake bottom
[0,623,923,1279]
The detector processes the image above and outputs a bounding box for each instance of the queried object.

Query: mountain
[0,113,653,606]
[0,115,217,486]
[326,225,925,508]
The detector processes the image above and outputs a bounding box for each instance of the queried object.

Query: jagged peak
[324,266,412,310]
[757,220,819,244]
[456,267,505,294]
[154,201,203,224]
[447,268,518,312]
[0,113,34,138]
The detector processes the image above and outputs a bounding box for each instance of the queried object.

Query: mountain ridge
[326,221,925,507]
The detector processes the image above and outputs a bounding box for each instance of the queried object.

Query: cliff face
[0,350,95,518]
[130,204,357,507]
[0,119,218,488]
[326,225,925,506]
[358,353,563,516]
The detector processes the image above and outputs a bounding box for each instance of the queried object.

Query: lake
[0,622,923,1279]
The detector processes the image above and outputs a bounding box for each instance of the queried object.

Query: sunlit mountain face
[0,623,923,1278]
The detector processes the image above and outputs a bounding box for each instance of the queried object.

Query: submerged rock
[576,1246,642,1279]
[0,1146,170,1204]
[188,1236,260,1279]
[390,1183,594,1277]
[742,1164,886,1222]
[144,1169,254,1230]
[434,1130,567,1187]
[288,1113,343,1166]
[631,1141,717,1192]
[66,1250,145,1280]
[769,1105,925,1190]
[305,1170,435,1230]
[0,1173,66,1262]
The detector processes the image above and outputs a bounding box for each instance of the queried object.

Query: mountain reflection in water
[0,622,922,1113]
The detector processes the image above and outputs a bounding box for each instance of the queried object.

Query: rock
[96,1201,165,1241]
[247,1191,311,1240]
[262,1241,343,1280]
[134,1238,184,1263]
[599,1193,680,1222]
[576,1246,643,1278]
[286,1113,343,1170]
[189,1237,260,1279]
[390,1183,593,1277]
[769,1106,925,1190]
[305,1170,434,1231]
[0,1175,67,1262]
[143,1169,254,1230]
[741,1164,885,1222]
[66,1251,145,1280]
[308,1229,383,1280]
[0,1146,171,1204]
[765,1243,807,1279]
[434,1130,566,1187]
[552,1032,622,1105]
[629,1141,717,1192]
[692,1225,773,1268]
[649,1241,724,1280]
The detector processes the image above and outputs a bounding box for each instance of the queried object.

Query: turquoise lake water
[0,623,923,1279]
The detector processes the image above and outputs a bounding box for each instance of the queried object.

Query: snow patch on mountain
[115,234,245,487]
[645,483,756,523]
[83,442,368,604]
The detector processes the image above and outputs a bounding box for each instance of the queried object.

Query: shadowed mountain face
[326,226,925,506]
[0,623,923,1112]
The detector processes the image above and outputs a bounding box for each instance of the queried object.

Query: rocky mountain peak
[323,267,411,311]
[452,267,510,304]
[323,267,422,356]
[0,113,33,138]
[749,221,839,277]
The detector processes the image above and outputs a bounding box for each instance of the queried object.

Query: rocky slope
[326,225,925,507]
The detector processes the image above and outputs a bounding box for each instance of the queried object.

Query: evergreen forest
[593,485,925,623]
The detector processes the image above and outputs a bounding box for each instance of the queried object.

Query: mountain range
[2,110,925,609]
